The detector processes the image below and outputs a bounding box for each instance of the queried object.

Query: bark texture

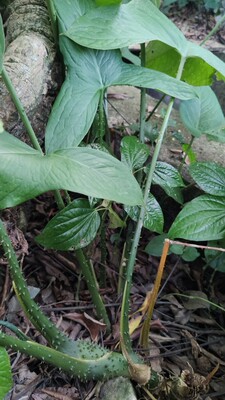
[0,0,59,143]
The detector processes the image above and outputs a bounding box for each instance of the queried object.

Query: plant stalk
[45,0,58,44]
[120,56,187,354]
[139,43,146,144]
[1,67,43,153]
[200,13,225,46]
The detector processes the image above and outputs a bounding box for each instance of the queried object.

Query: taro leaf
[168,194,225,241]
[0,347,12,400]
[180,87,225,138]
[125,193,164,233]
[65,0,225,83]
[0,131,143,208]
[121,136,150,171]
[45,38,197,153]
[153,162,185,203]
[36,199,100,250]
[0,15,5,73]
[189,162,225,197]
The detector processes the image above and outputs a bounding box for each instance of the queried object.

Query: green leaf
[36,199,100,250]
[121,136,150,171]
[146,41,215,86]
[145,233,169,256]
[45,39,197,153]
[181,246,200,262]
[125,193,164,233]
[168,194,225,241]
[0,347,12,400]
[153,162,185,203]
[180,87,225,138]
[0,15,4,73]
[189,162,225,196]
[65,0,225,82]
[0,131,143,208]
[182,144,197,164]
[64,0,187,52]
[96,0,122,4]
[204,239,225,273]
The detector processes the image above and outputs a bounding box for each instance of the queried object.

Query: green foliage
[162,0,224,13]
[0,131,142,208]
[36,199,101,250]
[0,347,12,400]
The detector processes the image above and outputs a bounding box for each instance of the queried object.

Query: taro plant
[1,0,225,398]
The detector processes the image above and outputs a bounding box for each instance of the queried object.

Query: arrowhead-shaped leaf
[125,193,164,233]
[36,199,100,250]
[46,0,197,153]
[0,347,12,400]
[189,162,225,196]
[180,86,225,137]
[0,131,143,208]
[168,194,225,241]
[64,0,225,83]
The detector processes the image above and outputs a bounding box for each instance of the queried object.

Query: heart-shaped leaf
[168,194,225,241]
[36,199,100,250]
[0,131,143,208]
[125,193,164,233]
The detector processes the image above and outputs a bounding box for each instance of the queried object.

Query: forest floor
[1,4,225,400]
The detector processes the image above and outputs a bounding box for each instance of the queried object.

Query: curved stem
[200,12,225,46]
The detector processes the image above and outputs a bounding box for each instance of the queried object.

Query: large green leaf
[65,0,187,52]
[0,15,4,73]
[168,194,225,241]
[0,347,12,400]
[180,87,225,137]
[96,0,122,4]
[189,162,225,196]
[125,193,164,233]
[45,38,197,154]
[46,0,197,153]
[36,199,100,250]
[0,131,143,208]
[121,136,150,171]
[64,0,225,82]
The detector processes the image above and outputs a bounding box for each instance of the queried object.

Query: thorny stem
[1,67,43,153]
[121,56,187,355]
[0,219,67,349]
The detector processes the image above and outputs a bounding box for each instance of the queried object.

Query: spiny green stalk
[120,56,187,355]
